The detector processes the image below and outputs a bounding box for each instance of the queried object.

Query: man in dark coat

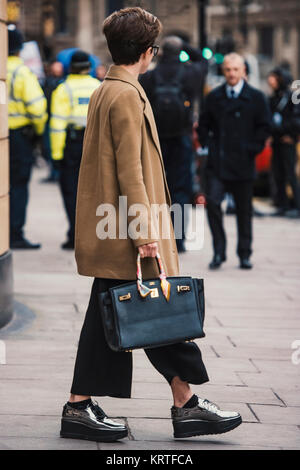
[140,36,208,252]
[198,53,271,270]
[268,67,300,218]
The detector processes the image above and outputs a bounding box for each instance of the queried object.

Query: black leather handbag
[98,252,205,352]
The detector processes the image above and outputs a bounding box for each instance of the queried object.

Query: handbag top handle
[136,252,171,301]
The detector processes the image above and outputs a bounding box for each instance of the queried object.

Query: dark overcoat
[198,81,271,180]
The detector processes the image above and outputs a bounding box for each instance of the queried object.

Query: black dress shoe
[225,206,236,215]
[285,209,300,219]
[10,239,41,250]
[209,254,225,270]
[61,240,74,250]
[60,400,128,442]
[270,209,287,217]
[40,175,59,184]
[252,208,265,217]
[240,258,252,269]
[177,243,186,253]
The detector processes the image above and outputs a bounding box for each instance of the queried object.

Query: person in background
[41,60,64,183]
[225,58,265,218]
[49,50,100,249]
[7,25,47,249]
[268,67,300,218]
[140,35,208,253]
[198,53,271,270]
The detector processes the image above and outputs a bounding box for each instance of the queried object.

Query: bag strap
[276,92,289,113]
[136,252,171,301]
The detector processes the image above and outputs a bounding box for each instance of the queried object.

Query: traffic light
[179,50,190,63]
[214,53,224,65]
[202,47,213,60]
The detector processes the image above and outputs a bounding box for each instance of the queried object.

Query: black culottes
[70,278,209,398]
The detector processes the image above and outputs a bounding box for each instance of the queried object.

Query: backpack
[151,65,190,138]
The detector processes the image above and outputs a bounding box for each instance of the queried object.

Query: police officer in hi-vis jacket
[7,25,47,249]
[50,50,99,249]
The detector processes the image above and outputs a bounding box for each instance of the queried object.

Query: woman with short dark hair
[60,7,241,444]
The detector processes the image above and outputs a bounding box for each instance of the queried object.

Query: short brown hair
[103,7,162,65]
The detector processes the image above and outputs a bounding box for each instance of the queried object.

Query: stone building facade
[6,0,300,78]
[7,0,199,63]
[0,0,13,328]
[207,0,300,80]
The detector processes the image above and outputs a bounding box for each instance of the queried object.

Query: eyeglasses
[150,45,160,57]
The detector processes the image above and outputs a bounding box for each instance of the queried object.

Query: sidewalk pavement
[0,166,299,450]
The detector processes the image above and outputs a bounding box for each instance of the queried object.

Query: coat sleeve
[251,91,272,155]
[197,92,213,146]
[282,101,300,139]
[110,88,159,248]
[22,69,48,135]
[49,83,72,160]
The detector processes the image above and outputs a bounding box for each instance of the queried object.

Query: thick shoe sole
[173,415,242,438]
[60,419,128,443]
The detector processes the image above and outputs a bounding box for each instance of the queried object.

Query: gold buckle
[150,288,159,298]
[177,285,190,293]
[119,293,131,301]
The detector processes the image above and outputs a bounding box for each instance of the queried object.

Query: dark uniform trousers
[271,142,300,211]
[160,135,193,251]
[205,170,253,260]
[70,278,209,398]
[60,128,85,243]
[9,127,34,242]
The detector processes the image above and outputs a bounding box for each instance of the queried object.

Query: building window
[259,26,273,58]
[58,0,68,33]
[106,0,124,16]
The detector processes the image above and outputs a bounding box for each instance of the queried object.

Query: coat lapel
[215,82,252,115]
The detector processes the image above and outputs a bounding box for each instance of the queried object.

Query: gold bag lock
[119,293,131,301]
[177,285,191,293]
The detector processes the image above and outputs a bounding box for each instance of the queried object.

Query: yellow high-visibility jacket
[50,74,100,161]
[7,56,47,135]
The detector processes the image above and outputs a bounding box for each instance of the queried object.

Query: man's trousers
[70,278,209,398]
[160,135,193,251]
[271,142,300,211]
[9,127,34,242]
[59,130,84,243]
[205,170,253,260]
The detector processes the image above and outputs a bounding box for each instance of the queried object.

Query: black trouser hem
[70,376,210,399]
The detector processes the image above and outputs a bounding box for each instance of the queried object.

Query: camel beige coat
[75,65,179,280]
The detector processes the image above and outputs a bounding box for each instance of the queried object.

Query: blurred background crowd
[3,0,300,254]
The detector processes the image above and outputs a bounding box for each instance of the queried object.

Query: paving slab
[0,437,98,450]
[250,404,300,425]
[0,415,127,440]
[125,419,298,449]
[237,371,300,390]
[1,167,299,450]
[269,389,300,407]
